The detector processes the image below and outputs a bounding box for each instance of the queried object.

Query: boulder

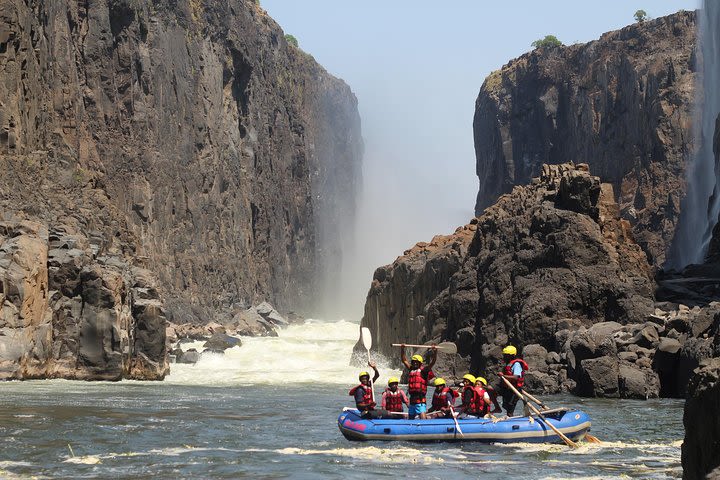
[524,371,560,394]
[576,356,619,398]
[630,324,660,349]
[203,333,242,352]
[255,302,288,326]
[682,358,720,480]
[178,349,201,364]
[233,307,277,337]
[521,344,549,373]
[619,364,659,399]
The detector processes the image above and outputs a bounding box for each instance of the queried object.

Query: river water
[0,320,684,479]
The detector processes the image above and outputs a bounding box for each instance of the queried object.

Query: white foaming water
[669,0,720,268]
[165,320,401,386]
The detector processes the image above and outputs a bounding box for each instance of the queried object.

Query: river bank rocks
[682,358,720,480]
[473,11,695,266]
[166,301,298,362]
[356,164,718,398]
[0,218,167,380]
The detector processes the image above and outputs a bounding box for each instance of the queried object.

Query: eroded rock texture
[0,0,362,322]
[0,219,167,380]
[683,358,720,480]
[358,164,671,397]
[473,12,695,266]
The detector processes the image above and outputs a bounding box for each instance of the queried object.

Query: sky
[261,0,701,320]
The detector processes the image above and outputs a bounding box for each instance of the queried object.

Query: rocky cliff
[359,162,720,398]
[0,218,167,380]
[683,358,720,480]
[0,0,362,321]
[0,1,362,379]
[473,11,695,266]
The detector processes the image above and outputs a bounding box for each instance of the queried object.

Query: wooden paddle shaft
[392,343,437,348]
[523,390,548,410]
[501,376,578,449]
[366,350,375,403]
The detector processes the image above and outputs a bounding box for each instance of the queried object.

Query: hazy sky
[262,1,700,319]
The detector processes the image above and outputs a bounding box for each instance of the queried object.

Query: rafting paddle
[360,327,375,403]
[448,403,464,437]
[501,376,578,449]
[523,389,601,444]
[391,342,458,354]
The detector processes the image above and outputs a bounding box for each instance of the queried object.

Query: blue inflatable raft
[338,408,592,443]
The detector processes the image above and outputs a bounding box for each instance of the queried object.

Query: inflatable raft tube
[338,408,591,443]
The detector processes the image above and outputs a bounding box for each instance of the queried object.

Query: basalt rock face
[682,358,720,480]
[358,164,658,398]
[0,0,362,323]
[0,219,167,380]
[473,11,695,266]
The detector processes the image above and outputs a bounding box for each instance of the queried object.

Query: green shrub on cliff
[634,10,648,22]
[285,34,299,48]
[531,35,562,49]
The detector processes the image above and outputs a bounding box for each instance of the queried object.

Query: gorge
[0,0,362,380]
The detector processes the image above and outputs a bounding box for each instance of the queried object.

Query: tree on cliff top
[634,10,648,22]
[285,34,299,48]
[531,35,562,49]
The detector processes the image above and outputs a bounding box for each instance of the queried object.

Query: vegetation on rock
[285,34,299,48]
[531,35,562,49]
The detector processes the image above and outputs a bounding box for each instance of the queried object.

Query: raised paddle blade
[361,327,373,350]
[436,342,458,354]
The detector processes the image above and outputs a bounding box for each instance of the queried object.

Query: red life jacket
[462,385,488,416]
[383,389,405,412]
[408,368,429,403]
[503,358,529,388]
[471,386,489,416]
[431,387,458,411]
[349,384,373,409]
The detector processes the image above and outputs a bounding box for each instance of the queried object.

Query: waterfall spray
[669,0,720,269]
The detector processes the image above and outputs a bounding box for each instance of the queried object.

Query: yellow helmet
[475,376,488,386]
[387,377,400,385]
[502,345,517,355]
[411,354,424,363]
[434,378,446,386]
[358,371,370,379]
[462,374,476,384]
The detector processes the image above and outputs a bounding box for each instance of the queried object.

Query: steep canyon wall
[474,12,695,266]
[0,0,362,318]
[0,0,362,379]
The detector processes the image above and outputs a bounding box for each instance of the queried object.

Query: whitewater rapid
[165,320,401,386]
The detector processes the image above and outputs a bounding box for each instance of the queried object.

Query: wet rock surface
[682,358,720,480]
[473,12,695,266]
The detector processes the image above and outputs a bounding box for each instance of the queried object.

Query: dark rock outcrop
[0,0,362,323]
[473,12,695,266]
[0,219,167,380]
[682,358,720,480]
[203,332,242,352]
[358,164,661,398]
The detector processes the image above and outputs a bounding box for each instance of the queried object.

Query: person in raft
[478,376,503,414]
[427,378,458,418]
[400,345,437,419]
[381,377,409,417]
[349,362,380,418]
[497,345,529,416]
[458,374,491,418]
